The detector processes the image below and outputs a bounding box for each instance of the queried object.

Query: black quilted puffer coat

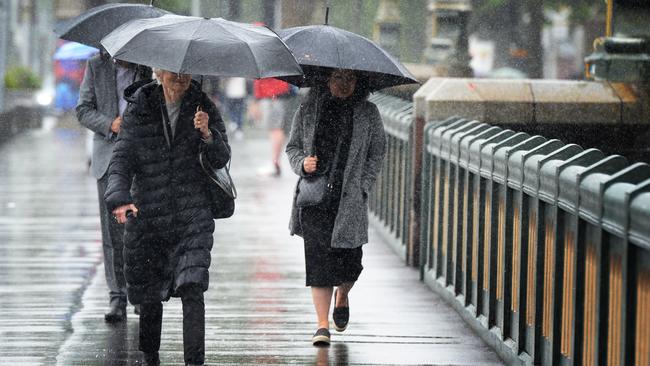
[105,80,230,305]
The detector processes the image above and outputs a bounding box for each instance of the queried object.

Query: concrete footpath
[0,121,503,365]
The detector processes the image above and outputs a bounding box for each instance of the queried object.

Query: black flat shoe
[312,328,331,346]
[104,302,126,323]
[143,351,160,366]
[333,290,349,332]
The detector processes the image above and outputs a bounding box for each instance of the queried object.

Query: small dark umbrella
[54,3,170,49]
[277,21,418,90]
[101,14,303,79]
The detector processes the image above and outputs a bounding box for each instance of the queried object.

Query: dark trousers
[97,173,127,306]
[226,97,245,129]
[139,285,205,364]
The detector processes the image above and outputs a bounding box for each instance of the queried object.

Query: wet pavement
[0,118,504,365]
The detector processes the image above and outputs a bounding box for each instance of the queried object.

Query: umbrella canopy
[54,3,170,49]
[53,42,98,61]
[101,15,303,79]
[278,25,418,90]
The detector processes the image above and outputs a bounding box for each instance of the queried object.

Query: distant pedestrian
[76,51,151,323]
[286,69,386,346]
[105,69,230,366]
[223,77,247,140]
[254,77,292,177]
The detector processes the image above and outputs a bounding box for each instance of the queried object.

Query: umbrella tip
[325,7,329,25]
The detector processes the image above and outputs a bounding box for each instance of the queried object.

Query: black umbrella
[100,15,303,79]
[277,24,419,90]
[54,3,170,49]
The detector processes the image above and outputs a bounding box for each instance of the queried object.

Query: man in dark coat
[76,51,152,322]
[104,69,230,366]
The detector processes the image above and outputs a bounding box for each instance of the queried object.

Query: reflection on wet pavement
[0,128,102,364]
[0,125,504,365]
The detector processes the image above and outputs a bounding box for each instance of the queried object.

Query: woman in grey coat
[286,69,386,346]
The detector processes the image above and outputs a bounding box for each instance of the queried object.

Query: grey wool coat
[286,95,386,249]
[76,54,151,179]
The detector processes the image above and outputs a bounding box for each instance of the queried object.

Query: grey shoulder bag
[295,124,343,208]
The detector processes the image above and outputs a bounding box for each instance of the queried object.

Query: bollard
[493,135,553,354]
[536,144,585,366]
[458,126,503,308]
[628,180,650,366]
[426,118,469,280]
[478,132,531,330]
[439,120,482,289]
[510,144,602,363]
[467,129,515,321]
[449,123,492,300]
[419,117,462,277]
[599,163,650,366]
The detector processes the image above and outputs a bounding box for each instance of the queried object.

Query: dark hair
[305,70,370,106]
[348,72,370,103]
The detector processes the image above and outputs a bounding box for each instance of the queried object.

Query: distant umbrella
[278,25,419,91]
[54,3,169,49]
[53,42,98,61]
[101,15,303,79]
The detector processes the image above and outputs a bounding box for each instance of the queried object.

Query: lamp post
[374,0,401,58]
[424,0,472,77]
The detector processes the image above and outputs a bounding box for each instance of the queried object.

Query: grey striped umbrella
[101,14,303,79]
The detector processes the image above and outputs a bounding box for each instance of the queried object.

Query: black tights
[139,284,205,365]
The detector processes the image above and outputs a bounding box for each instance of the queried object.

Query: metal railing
[420,118,650,365]
[368,93,413,260]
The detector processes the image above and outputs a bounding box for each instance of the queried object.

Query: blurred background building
[0,0,642,113]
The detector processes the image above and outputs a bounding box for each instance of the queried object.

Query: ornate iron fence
[368,93,413,260]
[420,118,650,365]
[371,94,650,365]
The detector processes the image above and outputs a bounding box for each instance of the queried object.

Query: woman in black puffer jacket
[105,69,230,366]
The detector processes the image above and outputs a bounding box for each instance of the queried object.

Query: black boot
[143,351,160,366]
[104,300,126,323]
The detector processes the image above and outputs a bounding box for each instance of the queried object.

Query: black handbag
[161,99,236,219]
[199,150,236,219]
[295,132,343,207]
[296,172,331,207]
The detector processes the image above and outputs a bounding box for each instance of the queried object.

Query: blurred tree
[545,0,600,25]
[154,0,190,14]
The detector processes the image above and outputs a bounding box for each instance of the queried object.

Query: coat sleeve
[201,94,231,169]
[361,103,387,195]
[104,104,137,212]
[285,105,308,177]
[75,59,114,139]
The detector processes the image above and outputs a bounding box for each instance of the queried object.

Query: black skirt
[300,200,363,287]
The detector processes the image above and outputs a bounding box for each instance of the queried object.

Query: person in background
[254,77,292,177]
[76,50,151,323]
[286,69,386,346]
[223,77,247,140]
